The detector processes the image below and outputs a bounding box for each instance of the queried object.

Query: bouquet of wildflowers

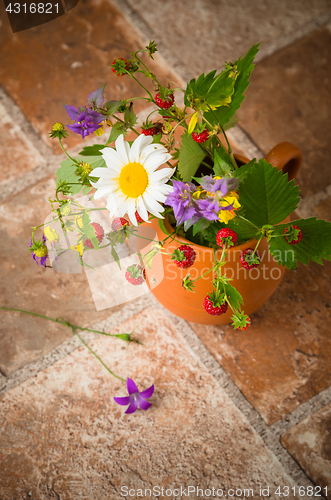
[29,41,331,331]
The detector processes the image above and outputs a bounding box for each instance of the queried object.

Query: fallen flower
[114,378,154,414]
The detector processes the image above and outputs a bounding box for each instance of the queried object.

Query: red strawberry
[203,296,228,316]
[141,123,162,136]
[125,265,145,286]
[111,217,128,231]
[111,58,130,76]
[155,92,174,109]
[135,211,145,224]
[240,248,261,269]
[238,316,251,331]
[172,245,196,269]
[192,128,209,143]
[284,225,303,245]
[216,228,238,248]
[83,222,104,248]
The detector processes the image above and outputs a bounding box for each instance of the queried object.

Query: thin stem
[73,330,125,382]
[59,138,79,164]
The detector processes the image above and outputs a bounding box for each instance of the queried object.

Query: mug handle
[264,141,302,181]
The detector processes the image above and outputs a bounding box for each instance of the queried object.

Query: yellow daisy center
[119,162,148,198]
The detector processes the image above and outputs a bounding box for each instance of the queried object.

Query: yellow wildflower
[44,226,60,243]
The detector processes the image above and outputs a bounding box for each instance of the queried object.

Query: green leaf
[205,44,260,127]
[79,145,104,156]
[111,246,121,269]
[106,122,126,145]
[232,158,255,179]
[269,218,331,269]
[184,65,237,111]
[213,149,233,177]
[104,100,124,115]
[192,218,211,236]
[227,216,258,242]
[158,218,170,236]
[124,103,137,128]
[177,132,206,182]
[239,159,300,226]
[223,281,244,311]
[56,156,106,195]
[81,212,98,250]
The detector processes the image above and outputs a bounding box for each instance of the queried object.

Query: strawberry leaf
[56,156,106,195]
[205,44,260,127]
[239,159,300,226]
[269,218,331,269]
[177,132,206,182]
[223,281,244,311]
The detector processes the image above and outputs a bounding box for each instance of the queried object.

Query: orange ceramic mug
[140,142,302,325]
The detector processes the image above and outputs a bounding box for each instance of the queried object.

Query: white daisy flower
[91,134,174,225]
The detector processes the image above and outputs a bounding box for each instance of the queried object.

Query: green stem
[59,138,79,164]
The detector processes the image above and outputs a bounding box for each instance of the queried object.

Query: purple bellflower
[165,180,199,226]
[64,85,106,138]
[114,378,154,414]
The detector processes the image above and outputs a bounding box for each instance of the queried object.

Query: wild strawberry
[125,265,145,286]
[155,92,174,109]
[216,228,238,248]
[135,211,145,224]
[141,122,162,136]
[172,245,196,269]
[111,58,130,76]
[203,295,228,316]
[284,225,303,245]
[83,222,104,248]
[238,316,251,331]
[111,217,128,231]
[192,128,209,143]
[240,248,261,269]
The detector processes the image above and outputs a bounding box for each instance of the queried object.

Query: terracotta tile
[0,101,46,187]
[282,403,331,499]
[0,0,180,153]
[238,28,331,197]
[0,309,299,499]
[190,260,331,425]
[121,0,331,75]
[0,176,124,376]
[313,197,331,221]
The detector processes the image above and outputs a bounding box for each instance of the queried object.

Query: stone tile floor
[0,0,331,498]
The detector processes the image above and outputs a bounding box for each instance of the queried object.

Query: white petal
[143,152,172,172]
[91,167,113,178]
[93,186,114,199]
[142,191,164,216]
[115,134,130,164]
[129,134,153,163]
[126,198,138,225]
[136,196,149,221]
[140,143,168,162]
[148,167,175,181]
[102,147,124,172]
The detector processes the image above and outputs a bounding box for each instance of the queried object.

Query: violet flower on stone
[114,378,154,414]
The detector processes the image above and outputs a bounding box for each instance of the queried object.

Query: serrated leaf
[56,156,106,195]
[239,159,300,226]
[81,212,98,250]
[204,44,260,127]
[104,100,123,115]
[233,158,256,179]
[223,281,244,311]
[106,122,126,145]
[79,145,104,156]
[192,217,211,236]
[213,149,233,177]
[269,218,331,269]
[177,132,206,182]
[124,103,137,128]
[227,216,258,242]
